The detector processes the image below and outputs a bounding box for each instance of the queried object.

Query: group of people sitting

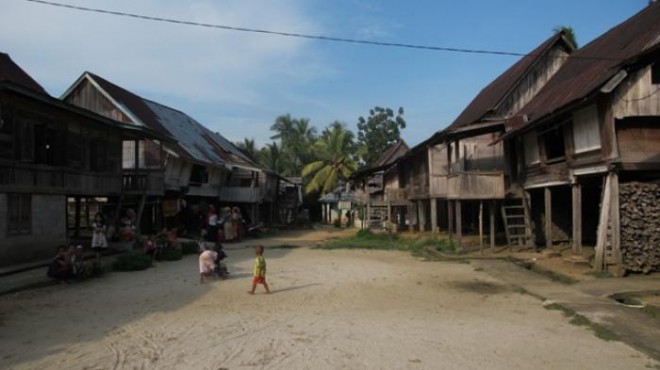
[206,205,244,244]
[47,245,87,283]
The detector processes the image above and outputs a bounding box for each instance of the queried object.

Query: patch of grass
[515,260,578,284]
[513,287,528,294]
[474,267,485,272]
[270,244,299,249]
[585,270,613,278]
[544,302,620,342]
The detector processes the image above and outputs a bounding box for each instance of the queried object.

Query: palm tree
[234,138,259,161]
[270,114,295,141]
[302,122,357,194]
[260,142,285,174]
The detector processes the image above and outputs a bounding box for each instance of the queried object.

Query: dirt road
[0,230,656,369]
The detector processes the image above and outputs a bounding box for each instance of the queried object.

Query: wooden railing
[0,162,122,195]
[122,170,165,195]
[446,171,505,200]
[219,186,264,203]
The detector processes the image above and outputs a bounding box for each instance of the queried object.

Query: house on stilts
[498,2,660,273]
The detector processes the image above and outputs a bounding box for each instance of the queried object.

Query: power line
[21,0,530,57]
[25,0,619,61]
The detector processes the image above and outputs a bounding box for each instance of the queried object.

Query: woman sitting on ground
[47,246,70,283]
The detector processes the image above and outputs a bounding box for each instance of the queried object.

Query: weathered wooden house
[398,31,574,249]
[351,141,409,230]
[498,2,660,272]
[0,53,161,266]
[61,73,277,232]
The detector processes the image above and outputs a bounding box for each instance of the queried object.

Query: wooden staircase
[501,197,533,249]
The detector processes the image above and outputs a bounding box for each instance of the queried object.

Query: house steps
[501,197,534,249]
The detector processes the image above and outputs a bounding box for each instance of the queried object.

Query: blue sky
[0,0,651,147]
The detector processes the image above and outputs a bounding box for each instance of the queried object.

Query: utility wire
[25,0,620,61]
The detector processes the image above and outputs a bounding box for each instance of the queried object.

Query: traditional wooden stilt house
[61,73,277,234]
[498,2,660,272]
[0,53,163,266]
[399,31,574,249]
[350,141,409,230]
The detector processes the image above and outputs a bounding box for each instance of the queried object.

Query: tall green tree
[302,122,357,194]
[234,138,259,161]
[259,142,285,174]
[356,106,406,167]
[269,114,318,176]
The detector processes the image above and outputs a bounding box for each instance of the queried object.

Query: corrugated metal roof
[447,32,573,130]
[83,72,261,171]
[514,2,660,132]
[0,52,48,95]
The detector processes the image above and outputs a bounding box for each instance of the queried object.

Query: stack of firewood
[619,181,660,273]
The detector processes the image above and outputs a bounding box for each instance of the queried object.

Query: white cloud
[0,0,329,108]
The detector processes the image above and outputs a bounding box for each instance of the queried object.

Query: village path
[0,228,658,370]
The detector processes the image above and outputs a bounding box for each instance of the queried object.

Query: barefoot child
[248,245,270,294]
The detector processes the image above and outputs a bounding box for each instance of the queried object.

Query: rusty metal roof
[447,32,573,131]
[0,52,48,95]
[81,72,261,171]
[513,2,660,132]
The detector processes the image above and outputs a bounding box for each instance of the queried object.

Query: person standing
[231,206,242,243]
[248,245,270,294]
[91,213,108,264]
[206,205,218,242]
[223,207,234,242]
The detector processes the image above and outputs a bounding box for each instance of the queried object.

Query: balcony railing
[0,162,122,195]
[446,171,505,200]
[219,186,263,203]
[122,170,165,195]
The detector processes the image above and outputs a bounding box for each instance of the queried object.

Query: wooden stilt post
[479,201,484,254]
[74,196,81,238]
[456,200,462,251]
[448,200,454,241]
[490,200,495,251]
[544,187,552,250]
[610,173,621,267]
[407,203,414,232]
[594,174,612,272]
[572,182,582,255]
[430,198,438,235]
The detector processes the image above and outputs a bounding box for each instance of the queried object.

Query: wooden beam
[610,173,621,266]
[387,200,392,230]
[74,196,81,238]
[572,182,582,255]
[544,187,552,249]
[490,200,495,251]
[594,174,612,272]
[418,200,426,232]
[456,200,462,250]
[407,203,414,232]
[479,200,484,254]
[430,198,438,234]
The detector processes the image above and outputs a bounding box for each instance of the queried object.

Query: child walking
[248,245,270,294]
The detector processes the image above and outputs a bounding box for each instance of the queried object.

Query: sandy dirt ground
[0,229,657,370]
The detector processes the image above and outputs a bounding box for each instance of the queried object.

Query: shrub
[113,251,152,271]
[356,229,372,238]
[86,261,104,278]
[333,218,342,228]
[181,241,199,255]
[160,247,183,261]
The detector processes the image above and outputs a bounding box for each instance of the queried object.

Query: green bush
[86,261,104,278]
[181,241,199,255]
[356,229,373,238]
[113,251,153,271]
[160,247,182,261]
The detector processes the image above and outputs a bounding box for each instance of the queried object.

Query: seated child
[214,243,229,278]
[47,246,70,283]
[199,247,218,283]
[70,245,86,280]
